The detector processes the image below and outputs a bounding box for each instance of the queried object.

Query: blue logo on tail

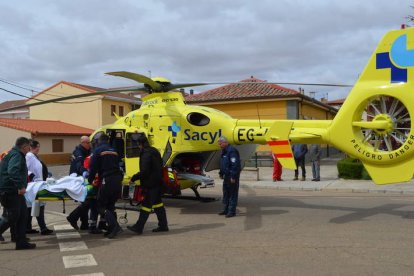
[376,34,414,83]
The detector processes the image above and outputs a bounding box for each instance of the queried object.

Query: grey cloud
[0,0,412,102]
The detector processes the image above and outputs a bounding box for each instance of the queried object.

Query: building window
[119,106,124,116]
[111,105,116,116]
[52,139,64,152]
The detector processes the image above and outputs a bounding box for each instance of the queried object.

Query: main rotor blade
[169,83,211,90]
[206,82,353,88]
[106,71,162,91]
[0,86,146,113]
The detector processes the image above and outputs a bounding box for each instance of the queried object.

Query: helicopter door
[124,132,141,178]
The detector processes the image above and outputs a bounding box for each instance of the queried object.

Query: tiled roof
[0,118,94,136]
[31,81,140,103]
[327,98,346,105]
[186,77,300,103]
[0,100,28,110]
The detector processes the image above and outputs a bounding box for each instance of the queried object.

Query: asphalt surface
[1,189,414,275]
[2,160,414,275]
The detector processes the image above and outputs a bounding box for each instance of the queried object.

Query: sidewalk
[205,158,414,195]
[50,159,414,195]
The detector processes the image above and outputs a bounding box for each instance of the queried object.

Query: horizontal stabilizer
[363,160,414,185]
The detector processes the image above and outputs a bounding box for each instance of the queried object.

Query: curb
[234,182,414,195]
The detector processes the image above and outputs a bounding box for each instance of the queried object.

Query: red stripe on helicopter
[267,140,290,146]
[275,153,293,158]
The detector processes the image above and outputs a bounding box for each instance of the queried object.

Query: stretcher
[25,175,97,204]
[35,185,97,201]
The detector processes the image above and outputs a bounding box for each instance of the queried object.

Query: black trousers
[0,193,28,244]
[97,173,122,232]
[67,200,91,227]
[294,157,306,178]
[27,205,47,231]
[134,186,168,231]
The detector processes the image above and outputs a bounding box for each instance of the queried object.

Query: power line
[0,78,41,94]
[0,87,102,105]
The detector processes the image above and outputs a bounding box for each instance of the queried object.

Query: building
[187,77,337,120]
[0,118,93,165]
[186,76,339,159]
[27,81,142,130]
[0,99,29,119]
[326,98,346,109]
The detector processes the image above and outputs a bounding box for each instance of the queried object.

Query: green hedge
[337,158,371,180]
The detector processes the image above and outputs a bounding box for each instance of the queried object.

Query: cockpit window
[186,112,210,126]
[126,133,141,158]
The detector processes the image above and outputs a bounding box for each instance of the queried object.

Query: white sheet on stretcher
[25,175,87,203]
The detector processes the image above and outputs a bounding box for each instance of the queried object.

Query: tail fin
[327,28,414,184]
[265,121,296,169]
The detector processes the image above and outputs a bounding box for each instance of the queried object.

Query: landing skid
[163,187,219,202]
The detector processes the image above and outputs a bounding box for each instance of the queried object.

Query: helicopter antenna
[256,103,262,128]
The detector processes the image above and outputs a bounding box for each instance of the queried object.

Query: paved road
[1,187,414,275]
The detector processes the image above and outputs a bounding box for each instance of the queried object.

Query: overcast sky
[0,0,412,102]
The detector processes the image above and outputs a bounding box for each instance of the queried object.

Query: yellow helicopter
[1,27,413,203]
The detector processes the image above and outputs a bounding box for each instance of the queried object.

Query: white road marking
[54,224,76,231]
[56,232,81,239]
[59,241,88,252]
[63,254,98,268]
[72,273,104,276]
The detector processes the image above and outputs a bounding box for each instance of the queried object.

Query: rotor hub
[372,114,394,135]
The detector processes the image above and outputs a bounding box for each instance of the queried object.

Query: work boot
[152,226,169,232]
[127,211,149,235]
[40,228,54,235]
[16,242,36,250]
[107,225,123,239]
[127,225,143,235]
[154,207,168,231]
[66,216,79,230]
[26,229,39,234]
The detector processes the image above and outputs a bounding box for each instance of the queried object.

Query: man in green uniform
[0,137,36,250]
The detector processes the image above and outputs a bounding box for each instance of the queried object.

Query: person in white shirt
[26,140,53,235]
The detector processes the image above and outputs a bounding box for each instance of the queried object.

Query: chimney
[309,91,315,98]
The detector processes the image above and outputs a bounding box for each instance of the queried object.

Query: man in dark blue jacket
[88,134,123,239]
[67,136,91,230]
[127,134,168,235]
[0,137,36,250]
[218,136,241,218]
[292,144,308,181]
